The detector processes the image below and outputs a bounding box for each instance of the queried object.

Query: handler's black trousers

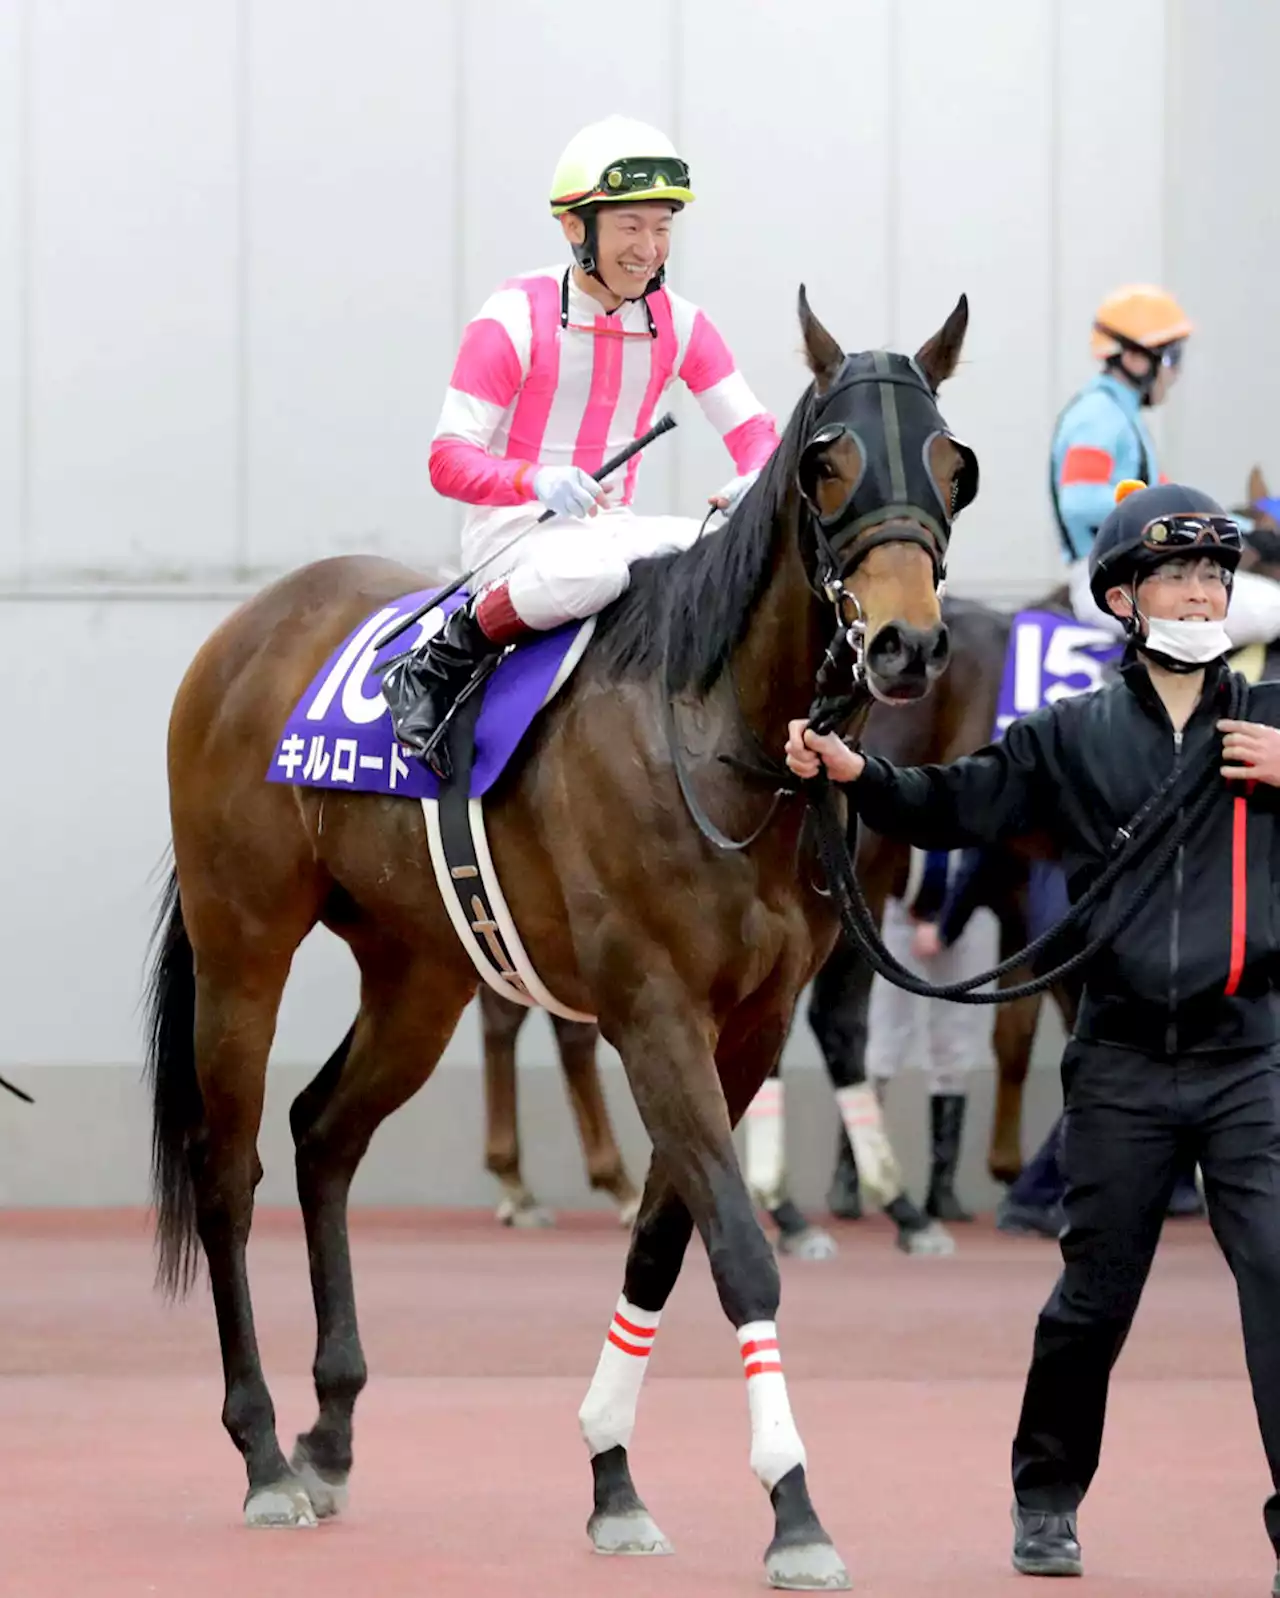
[1011,1041,1280,1551]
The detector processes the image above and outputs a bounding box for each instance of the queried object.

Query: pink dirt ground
[0,1208,1270,1596]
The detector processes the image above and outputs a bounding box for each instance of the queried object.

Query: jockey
[1053,284,1280,648]
[382,114,781,775]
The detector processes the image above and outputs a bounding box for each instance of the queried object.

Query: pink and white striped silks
[428,265,781,631]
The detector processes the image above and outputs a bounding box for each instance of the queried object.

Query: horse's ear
[914,294,969,391]
[1249,464,1271,504]
[798,284,844,392]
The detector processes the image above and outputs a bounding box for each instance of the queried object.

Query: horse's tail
[143,861,203,1299]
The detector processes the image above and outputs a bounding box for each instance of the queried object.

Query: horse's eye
[815,459,838,483]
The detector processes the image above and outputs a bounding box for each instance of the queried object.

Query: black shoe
[996,1196,1065,1239]
[826,1128,862,1220]
[1011,1501,1082,1577]
[925,1092,974,1222]
[378,605,499,779]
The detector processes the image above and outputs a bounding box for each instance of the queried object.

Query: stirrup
[416,651,504,782]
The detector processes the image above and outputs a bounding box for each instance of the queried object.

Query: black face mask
[796,351,979,589]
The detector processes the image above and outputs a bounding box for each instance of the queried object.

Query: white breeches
[462,506,706,632]
[864,897,997,1096]
[1067,556,1280,649]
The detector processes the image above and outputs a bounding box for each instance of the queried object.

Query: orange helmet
[1091,285,1193,361]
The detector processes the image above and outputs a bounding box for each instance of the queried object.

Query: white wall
[0,0,1270,1096]
[1163,0,1280,504]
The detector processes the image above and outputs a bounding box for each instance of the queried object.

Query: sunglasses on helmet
[595,156,691,197]
[1140,511,1242,553]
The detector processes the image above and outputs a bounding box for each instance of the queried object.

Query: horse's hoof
[290,1441,349,1520]
[778,1226,838,1262]
[496,1195,555,1228]
[765,1540,851,1590]
[244,1479,318,1528]
[587,1508,674,1555]
[897,1220,956,1257]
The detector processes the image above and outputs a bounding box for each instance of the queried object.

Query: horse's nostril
[869,623,948,679]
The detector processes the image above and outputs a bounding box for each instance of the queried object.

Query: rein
[804,671,1249,1003]
[662,343,1247,1000]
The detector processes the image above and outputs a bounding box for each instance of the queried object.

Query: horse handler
[786,479,1280,1592]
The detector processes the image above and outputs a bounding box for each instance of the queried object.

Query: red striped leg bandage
[738,1320,806,1490]
[745,1078,785,1210]
[578,1297,660,1457]
[834,1083,902,1206]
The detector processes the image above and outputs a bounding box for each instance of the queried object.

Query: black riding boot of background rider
[925,1092,973,1222]
[380,596,508,780]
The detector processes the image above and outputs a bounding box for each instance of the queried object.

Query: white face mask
[1140,615,1233,666]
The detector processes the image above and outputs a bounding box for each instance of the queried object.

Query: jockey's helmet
[549,117,695,217]
[1090,284,1193,364]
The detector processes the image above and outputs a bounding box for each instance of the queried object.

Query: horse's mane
[592,381,816,695]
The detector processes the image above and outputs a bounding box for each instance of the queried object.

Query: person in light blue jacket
[1053,283,1280,645]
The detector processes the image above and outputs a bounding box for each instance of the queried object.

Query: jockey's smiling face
[561,202,678,304]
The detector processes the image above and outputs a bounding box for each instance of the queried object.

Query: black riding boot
[379,604,500,779]
[925,1092,973,1222]
[826,1127,862,1220]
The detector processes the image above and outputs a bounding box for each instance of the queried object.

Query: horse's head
[794,289,976,704]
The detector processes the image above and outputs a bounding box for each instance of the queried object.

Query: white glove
[532,465,606,519]
[708,469,760,515]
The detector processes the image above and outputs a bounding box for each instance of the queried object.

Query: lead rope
[802,671,1247,1004]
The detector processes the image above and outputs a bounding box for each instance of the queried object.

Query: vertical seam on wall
[17,0,32,583]
[669,0,683,519]
[452,0,465,369]
[234,0,250,578]
[885,0,899,343]
[1048,0,1062,476]
[1159,0,1177,472]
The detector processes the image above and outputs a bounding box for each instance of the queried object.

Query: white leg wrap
[835,1082,903,1207]
[738,1321,806,1490]
[578,1296,660,1457]
[745,1078,786,1210]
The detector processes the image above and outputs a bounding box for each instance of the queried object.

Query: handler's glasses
[1140,512,1243,554]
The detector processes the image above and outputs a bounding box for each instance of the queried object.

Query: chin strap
[560,263,657,338]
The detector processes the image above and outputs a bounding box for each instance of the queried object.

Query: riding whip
[376,411,678,653]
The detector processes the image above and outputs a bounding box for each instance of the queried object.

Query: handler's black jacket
[851,654,1280,1058]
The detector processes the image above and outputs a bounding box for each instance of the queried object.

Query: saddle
[268,587,597,1022]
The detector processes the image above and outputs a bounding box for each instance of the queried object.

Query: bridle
[666,348,980,847]
[795,351,978,733]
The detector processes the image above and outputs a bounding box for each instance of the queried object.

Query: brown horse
[478,985,640,1227]
[144,289,974,1585]
[475,596,1069,1245]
